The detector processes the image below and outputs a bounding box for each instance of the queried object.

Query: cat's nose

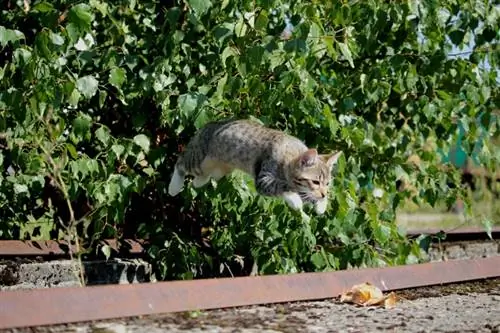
[319,191,326,198]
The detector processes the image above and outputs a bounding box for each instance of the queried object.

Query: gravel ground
[5,279,500,333]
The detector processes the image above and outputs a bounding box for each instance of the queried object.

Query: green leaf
[178,93,202,117]
[360,73,367,92]
[32,2,55,12]
[235,17,247,37]
[194,108,211,129]
[187,0,212,17]
[74,33,95,51]
[99,90,108,108]
[310,252,325,269]
[323,36,337,58]
[337,232,350,245]
[0,26,24,47]
[50,32,65,46]
[255,11,269,32]
[374,224,391,244]
[153,73,176,92]
[13,48,32,65]
[68,4,93,30]
[109,68,126,89]
[112,144,125,159]
[73,114,92,142]
[284,39,307,54]
[35,30,51,58]
[133,134,150,153]
[337,42,354,68]
[143,167,155,176]
[221,46,238,68]
[68,88,81,106]
[323,104,339,136]
[95,126,111,146]
[66,143,78,159]
[101,244,111,260]
[436,90,451,100]
[350,128,364,147]
[14,184,28,195]
[76,75,99,99]
[65,23,80,43]
[481,219,493,240]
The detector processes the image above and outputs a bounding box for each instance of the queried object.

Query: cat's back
[206,119,301,150]
[201,119,306,170]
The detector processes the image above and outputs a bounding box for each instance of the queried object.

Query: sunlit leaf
[76,75,99,99]
[186,0,211,17]
[133,134,150,153]
[68,4,93,30]
[109,68,126,89]
[337,42,354,68]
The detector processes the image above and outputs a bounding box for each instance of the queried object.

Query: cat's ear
[299,149,318,167]
[321,151,342,170]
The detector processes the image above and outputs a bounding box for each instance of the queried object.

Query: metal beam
[1,257,499,329]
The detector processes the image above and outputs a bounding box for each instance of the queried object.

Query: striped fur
[168,119,342,220]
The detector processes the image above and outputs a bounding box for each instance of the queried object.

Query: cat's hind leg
[210,163,233,181]
[200,159,233,182]
[192,175,210,187]
[168,166,186,196]
[191,158,227,188]
[210,169,226,181]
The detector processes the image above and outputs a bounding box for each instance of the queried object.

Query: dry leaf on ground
[340,282,397,309]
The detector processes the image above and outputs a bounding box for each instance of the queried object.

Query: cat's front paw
[314,198,328,215]
[282,192,303,211]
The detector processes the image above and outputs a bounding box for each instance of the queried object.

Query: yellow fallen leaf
[340,282,397,309]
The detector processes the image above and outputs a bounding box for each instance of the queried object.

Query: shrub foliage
[0,0,498,280]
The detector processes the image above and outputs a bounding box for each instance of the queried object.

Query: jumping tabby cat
[168,119,342,221]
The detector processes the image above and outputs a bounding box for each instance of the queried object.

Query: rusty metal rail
[0,239,145,257]
[1,226,497,258]
[1,256,499,329]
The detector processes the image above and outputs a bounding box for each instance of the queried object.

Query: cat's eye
[312,180,320,185]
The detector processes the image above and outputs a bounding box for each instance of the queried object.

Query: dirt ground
[5,279,499,333]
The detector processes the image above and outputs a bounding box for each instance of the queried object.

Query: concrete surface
[0,259,154,290]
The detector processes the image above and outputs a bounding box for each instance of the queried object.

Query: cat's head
[289,149,342,203]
